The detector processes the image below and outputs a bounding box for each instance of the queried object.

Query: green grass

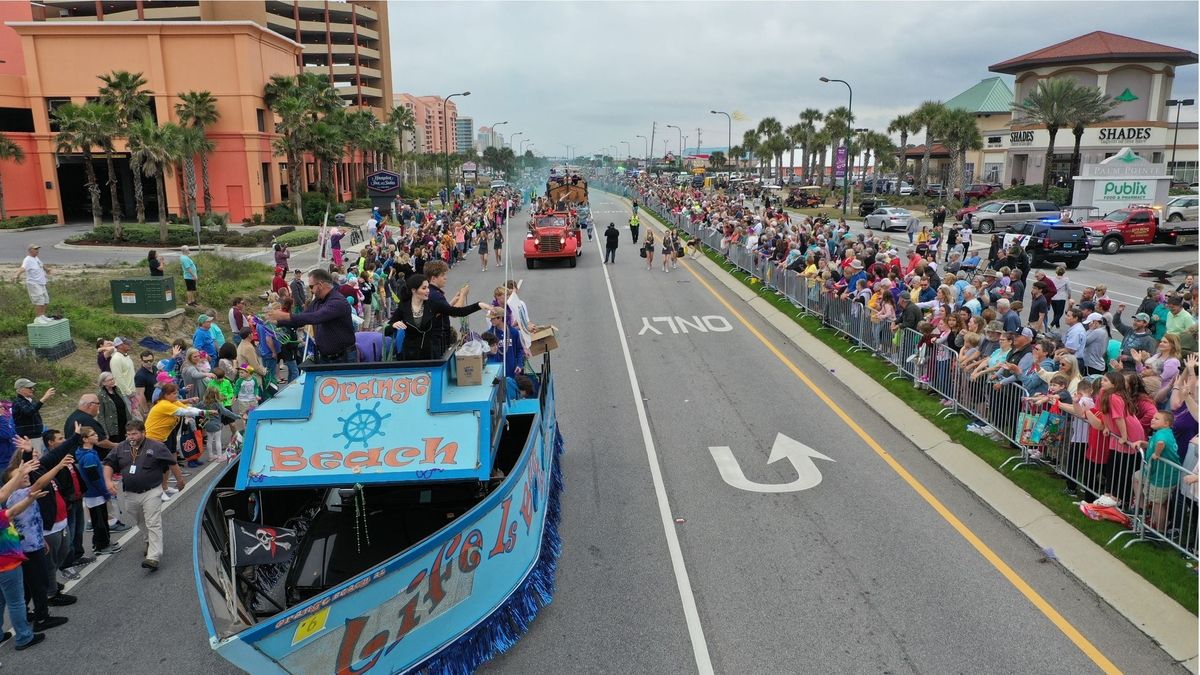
[637,198,1200,613]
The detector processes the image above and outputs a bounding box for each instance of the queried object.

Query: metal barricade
[890,327,923,382]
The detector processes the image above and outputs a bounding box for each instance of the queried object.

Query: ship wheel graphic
[333,401,391,449]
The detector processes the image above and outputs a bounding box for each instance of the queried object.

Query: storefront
[989,31,1198,187]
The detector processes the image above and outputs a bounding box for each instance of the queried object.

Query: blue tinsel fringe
[414,427,566,675]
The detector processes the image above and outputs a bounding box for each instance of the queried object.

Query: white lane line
[593,196,715,674]
[61,459,225,593]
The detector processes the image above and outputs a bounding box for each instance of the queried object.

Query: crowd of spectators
[608,171,1199,549]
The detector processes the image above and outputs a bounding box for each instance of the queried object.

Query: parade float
[192,352,562,674]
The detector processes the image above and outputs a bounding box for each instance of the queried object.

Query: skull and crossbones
[241,525,292,557]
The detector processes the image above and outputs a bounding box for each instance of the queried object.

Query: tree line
[710,77,1118,203]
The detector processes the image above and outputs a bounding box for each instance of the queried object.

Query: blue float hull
[193,361,562,674]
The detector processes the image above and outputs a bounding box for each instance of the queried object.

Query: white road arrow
[708,433,835,493]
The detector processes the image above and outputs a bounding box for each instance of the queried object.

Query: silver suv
[971,200,1060,233]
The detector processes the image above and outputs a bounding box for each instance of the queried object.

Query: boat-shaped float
[192,354,562,674]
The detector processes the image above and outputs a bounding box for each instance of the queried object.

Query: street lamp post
[637,134,648,162]
[443,90,470,202]
[1167,98,1195,180]
[666,124,682,167]
[710,110,731,161]
[621,140,631,160]
[820,76,853,215]
[489,120,508,150]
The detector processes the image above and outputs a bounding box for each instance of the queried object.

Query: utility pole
[696,127,702,157]
[649,121,657,166]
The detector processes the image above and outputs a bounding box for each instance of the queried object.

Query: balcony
[265,13,297,33]
[336,84,382,99]
[330,64,382,80]
[303,43,379,60]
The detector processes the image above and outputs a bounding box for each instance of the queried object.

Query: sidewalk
[628,194,1200,673]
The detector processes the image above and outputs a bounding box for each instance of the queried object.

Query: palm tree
[175,91,220,216]
[0,136,25,220]
[1012,79,1083,198]
[785,123,804,179]
[886,113,917,194]
[756,117,782,177]
[265,74,342,220]
[98,70,152,223]
[54,102,114,231]
[741,129,760,176]
[823,107,854,191]
[809,129,832,187]
[129,118,181,242]
[1065,87,1121,204]
[911,101,946,192]
[388,105,416,179]
[709,150,727,169]
[934,108,983,201]
[728,144,743,169]
[796,108,823,183]
[176,125,209,228]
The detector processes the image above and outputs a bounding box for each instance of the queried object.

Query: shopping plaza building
[0,0,390,222]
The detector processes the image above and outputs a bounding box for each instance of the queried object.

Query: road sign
[366,170,401,193]
[708,433,834,493]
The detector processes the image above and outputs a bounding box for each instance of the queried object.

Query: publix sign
[1093,179,1151,204]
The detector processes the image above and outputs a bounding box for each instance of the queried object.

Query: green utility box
[110,277,178,316]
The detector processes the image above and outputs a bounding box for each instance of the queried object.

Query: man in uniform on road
[104,421,181,572]
[629,213,640,243]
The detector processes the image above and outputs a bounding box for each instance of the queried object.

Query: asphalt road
[0,194,1186,673]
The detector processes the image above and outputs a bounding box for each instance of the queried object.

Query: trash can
[110,277,178,315]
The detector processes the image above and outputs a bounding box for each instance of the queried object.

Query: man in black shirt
[604,222,620,264]
[267,269,355,364]
[64,395,115,458]
[104,421,182,572]
[134,351,157,411]
[1027,282,1050,333]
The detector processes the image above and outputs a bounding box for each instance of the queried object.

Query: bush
[263,204,296,226]
[0,214,59,230]
[274,230,318,247]
[349,198,371,209]
[401,183,443,200]
[990,184,1069,206]
[67,224,295,247]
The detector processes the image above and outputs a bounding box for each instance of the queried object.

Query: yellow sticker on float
[291,607,329,645]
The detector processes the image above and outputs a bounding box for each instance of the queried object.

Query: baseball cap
[985,321,1004,333]
[112,336,131,347]
[1019,327,1034,339]
[1167,294,1184,306]
[14,378,36,389]
[1133,312,1151,322]
[1084,312,1104,323]
[196,313,212,325]
[27,244,40,250]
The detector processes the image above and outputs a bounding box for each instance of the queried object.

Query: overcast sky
[389,1,1199,158]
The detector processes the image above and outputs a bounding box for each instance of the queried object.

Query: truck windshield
[1102,210,1131,222]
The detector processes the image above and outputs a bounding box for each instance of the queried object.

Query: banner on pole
[834,146,848,180]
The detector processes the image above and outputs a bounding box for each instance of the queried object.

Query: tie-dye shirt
[0,504,27,572]
[6,488,43,553]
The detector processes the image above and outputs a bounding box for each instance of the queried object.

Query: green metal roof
[945,77,1014,114]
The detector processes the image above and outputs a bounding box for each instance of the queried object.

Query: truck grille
[539,239,562,253]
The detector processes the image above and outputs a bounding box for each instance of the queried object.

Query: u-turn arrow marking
[708,433,835,493]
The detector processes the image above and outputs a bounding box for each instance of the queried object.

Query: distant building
[989,31,1198,186]
[394,93,457,154]
[35,0,392,118]
[456,117,473,154]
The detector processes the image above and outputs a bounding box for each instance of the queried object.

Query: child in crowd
[232,364,263,416]
[201,388,239,463]
[1060,378,1104,497]
[4,448,73,632]
[210,366,235,408]
[1132,410,1181,531]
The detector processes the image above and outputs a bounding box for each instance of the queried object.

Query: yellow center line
[637,203,1121,674]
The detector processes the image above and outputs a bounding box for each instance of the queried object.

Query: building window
[0,108,35,133]
[1151,152,1163,164]
[256,109,266,133]
[46,98,71,132]
[1168,161,1198,184]
[983,163,1003,183]
[261,162,272,204]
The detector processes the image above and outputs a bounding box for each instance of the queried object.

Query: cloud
[389,1,1199,155]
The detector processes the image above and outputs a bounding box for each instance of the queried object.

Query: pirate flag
[232,519,298,567]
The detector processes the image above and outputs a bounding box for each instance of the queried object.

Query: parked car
[1165,195,1199,222]
[863,207,917,232]
[971,200,1060,233]
[858,198,889,218]
[954,183,1001,199]
[1001,220,1090,269]
[924,183,948,198]
[896,181,915,196]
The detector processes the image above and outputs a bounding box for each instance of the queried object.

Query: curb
[618,192,1199,673]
